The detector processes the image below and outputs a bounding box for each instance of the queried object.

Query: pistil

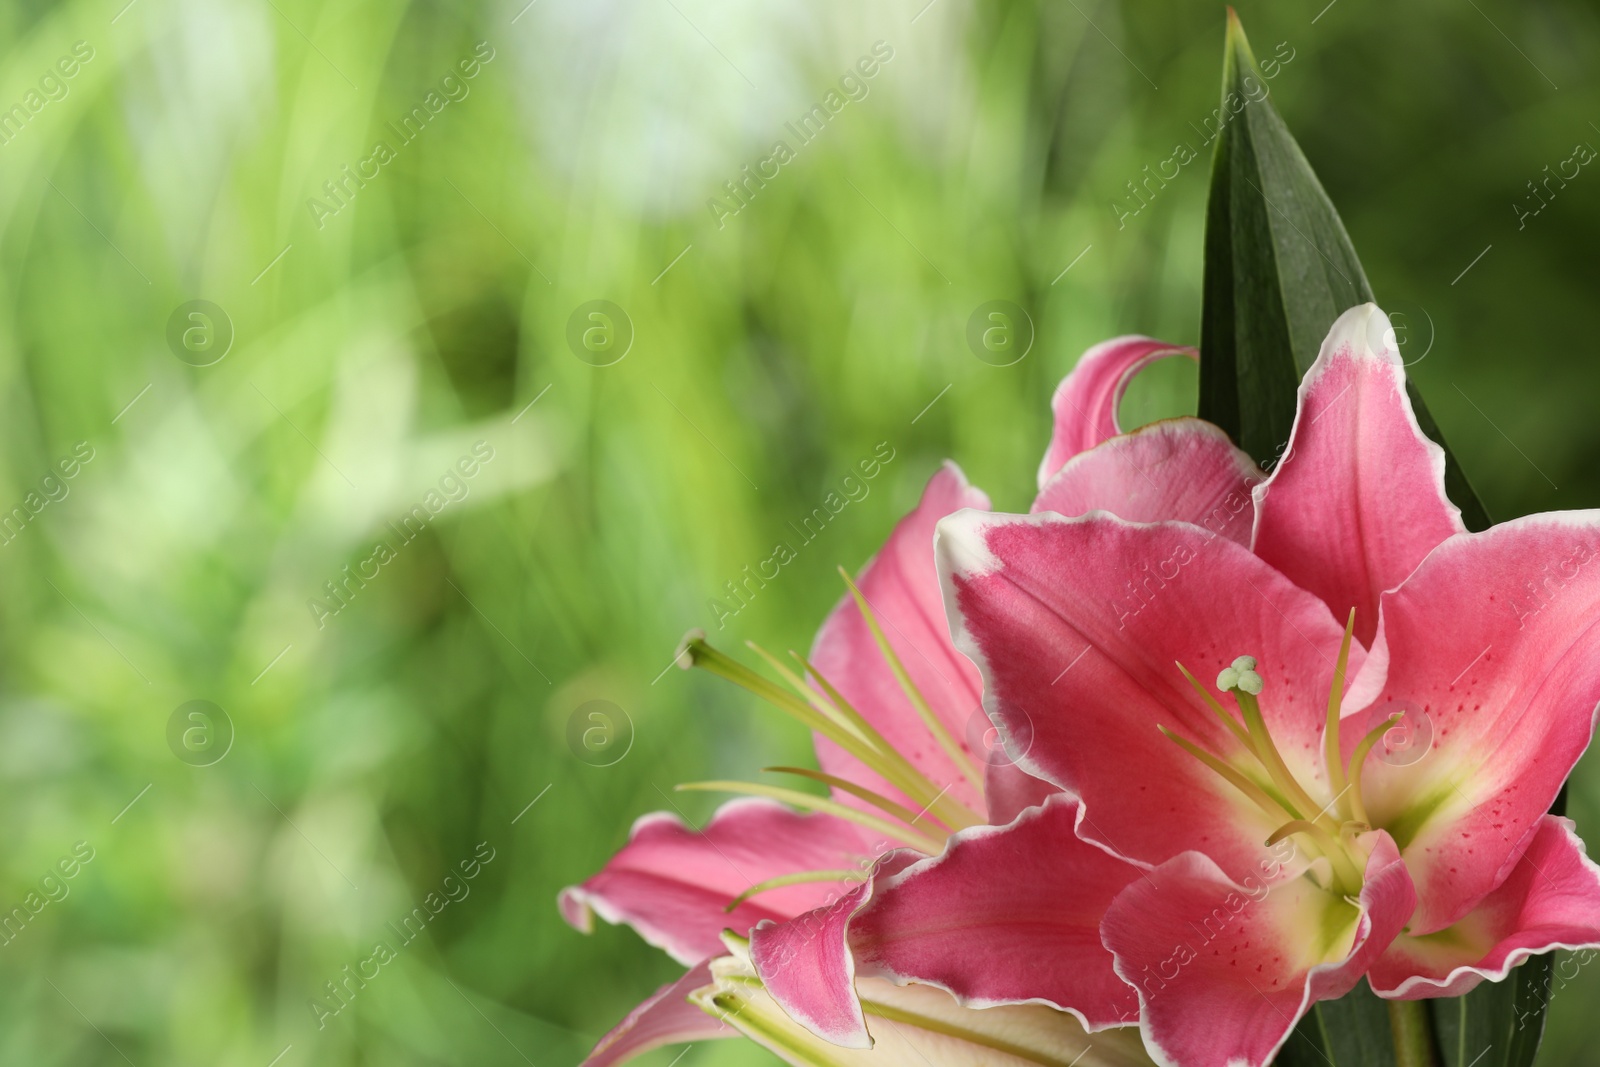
[1218,658,1324,827]
[1164,638,1383,900]
[1323,609,1358,820]
[1345,712,1404,826]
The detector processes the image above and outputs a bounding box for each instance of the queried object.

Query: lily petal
[748,851,922,1048]
[1348,512,1600,934]
[1101,833,1415,1067]
[936,509,1356,883]
[1038,338,1196,488]
[560,798,871,965]
[578,960,733,1067]
[698,939,1158,1067]
[983,758,1061,824]
[851,795,1143,1030]
[1034,419,1262,545]
[1252,303,1464,645]
[812,462,990,818]
[1369,816,1600,999]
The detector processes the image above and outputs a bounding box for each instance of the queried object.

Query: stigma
[1165,611,1397,899]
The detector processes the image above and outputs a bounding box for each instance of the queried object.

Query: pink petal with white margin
[936,509,1359,884]
[850,794,1143,1030]
[982,757,1060,824]
[1252,303,1464,645]
[812,462,990,820]
[1345,511,1600,934]
[559,798,870,965]
[578,959,733,1067]
[1101,833,1415,1067]
[1038,337,1197,487]
[1370,816,1600,999]
[1034,418,1262,546]
[749,851,922,1049]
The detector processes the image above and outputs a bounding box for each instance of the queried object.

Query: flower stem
[1388,999,1438,1067]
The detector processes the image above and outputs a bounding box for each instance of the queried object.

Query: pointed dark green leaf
[1427,956,1553,1067]
[1274,984,1399,1067]
[1197,11,1490,531]
[1196,15,1549,1065]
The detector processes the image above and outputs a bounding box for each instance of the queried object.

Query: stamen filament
[680,635,972,829]
[1159,726,1293,821]
[839,567,984,793]
[1323,609,1358,820]
[1234,690,1326,826]
[1264,819,1363,894]
[789,649,983,830]
[677,781,946,854]
[746,642,871,747]
[764,766,948,832]
[1345,713,1404,826]
[1176,661,1254,752]
[723,869,866,913]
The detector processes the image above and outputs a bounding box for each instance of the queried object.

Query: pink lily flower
[747,304,1600,1067]
[558,334,1241,1067]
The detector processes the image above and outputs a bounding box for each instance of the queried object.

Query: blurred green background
[3,0,1599,1063]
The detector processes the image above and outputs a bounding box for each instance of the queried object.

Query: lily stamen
[1323,609,1358,820]
[1217,661,1326,825]
[678,631,982,832]
[676,780,946,854]
[1264,818,1363,895]
[839,567,986,793]
[722,869,867,913]
[1166,640,1382,899]
[1158,725,1289,821]
[1345,713,1405,825]
[764,765,944,831]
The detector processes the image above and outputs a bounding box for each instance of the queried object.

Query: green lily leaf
[1427,955,1554,1067]
[1197,12,1550,1066]
[1273,983,1398,1066]
[1196,10,1489,531]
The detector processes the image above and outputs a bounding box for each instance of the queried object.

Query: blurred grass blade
[1196,10,1489,530]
